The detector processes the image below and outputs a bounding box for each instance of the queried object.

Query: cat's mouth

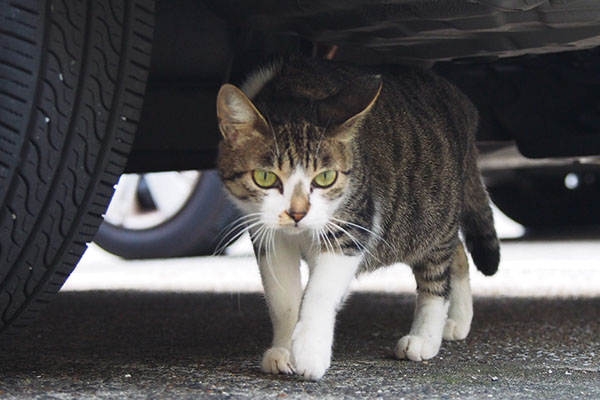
[278,223,308,234]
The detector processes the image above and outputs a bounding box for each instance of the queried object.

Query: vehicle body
[1,0,599,334]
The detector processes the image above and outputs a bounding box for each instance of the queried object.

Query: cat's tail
[461,157,500,276]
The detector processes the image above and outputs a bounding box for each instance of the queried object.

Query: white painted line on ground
[64,239,600,298]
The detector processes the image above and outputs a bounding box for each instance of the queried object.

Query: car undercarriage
[1,0,599,338]
[126,0,600,172]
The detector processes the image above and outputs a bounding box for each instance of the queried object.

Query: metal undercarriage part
[209,0,600,63]
[125,0,600,172]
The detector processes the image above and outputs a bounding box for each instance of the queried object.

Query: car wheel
[93,170,242,259]
[487,167,600,229]
[0,0,154,335]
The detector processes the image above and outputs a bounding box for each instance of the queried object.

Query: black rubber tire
[0,0,154,336]
[487,167,600,229]
[94,170,243,259]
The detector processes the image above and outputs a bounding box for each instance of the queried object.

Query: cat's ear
[216,84,269,145]
[321,75,382,142]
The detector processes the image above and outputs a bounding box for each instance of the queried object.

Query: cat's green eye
[253,169,279,188]
[313,170,338,188]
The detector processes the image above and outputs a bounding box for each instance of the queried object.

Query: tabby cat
[216,56,500,380]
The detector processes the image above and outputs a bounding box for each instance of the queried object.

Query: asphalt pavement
[0,291,598,399]
[0,224,599,399]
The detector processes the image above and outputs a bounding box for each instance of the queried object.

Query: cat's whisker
[255,225,268,265]
[262,226,287,293]
[266,228,274,270]
[326,221,365,250]
[217,218,259,247]
[321,226,336,255]
[311,228,321,253]
[253,225,271,280]
[316,228,325,253]
[213,213,262,255]
[319,229,331,253]
[317,227,327,253]
[216,212,262,240]
[253,225,268,264]
[309,229,315,248]
[269,228,278,259]
[330,217,380,239]
[327,221,383,263]
[214,218,263,256]
[214,224,255,256]
[220,212,262,231]
[331,217,395,251]
[324,223,344,255]
[326,222,364,254]
[311,229,322,253]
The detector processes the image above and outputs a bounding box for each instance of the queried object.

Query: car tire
[94,170,243,259]
[487,167,600,229]
[0,0,154,336]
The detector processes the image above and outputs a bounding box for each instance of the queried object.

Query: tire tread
[0,0,154,335]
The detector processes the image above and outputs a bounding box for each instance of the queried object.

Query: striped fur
[216,57,500,378]
[218,56,500,297]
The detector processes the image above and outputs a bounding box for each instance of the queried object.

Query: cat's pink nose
[289,211,306,222]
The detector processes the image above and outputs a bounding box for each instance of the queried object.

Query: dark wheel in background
[0,0,154,336]
[487,166,600,229]
[94,170,242,259]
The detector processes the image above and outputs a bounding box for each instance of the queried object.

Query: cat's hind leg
[395,242,454,361]
[443,241,473,341]
[254,233,303,375]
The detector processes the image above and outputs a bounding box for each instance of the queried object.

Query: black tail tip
[471,247,500,276]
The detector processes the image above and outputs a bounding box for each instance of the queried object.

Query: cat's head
[216,76,381,235]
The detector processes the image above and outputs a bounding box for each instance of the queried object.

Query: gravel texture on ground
[0,291,598,399]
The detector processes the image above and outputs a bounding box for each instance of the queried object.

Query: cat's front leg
[291,253,361,380]
[254,233,303,375]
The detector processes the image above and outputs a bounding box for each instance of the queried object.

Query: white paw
[443,317,471,341]
[394,335,441,361]
[290,323,331,380]
[261,347,294,375]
